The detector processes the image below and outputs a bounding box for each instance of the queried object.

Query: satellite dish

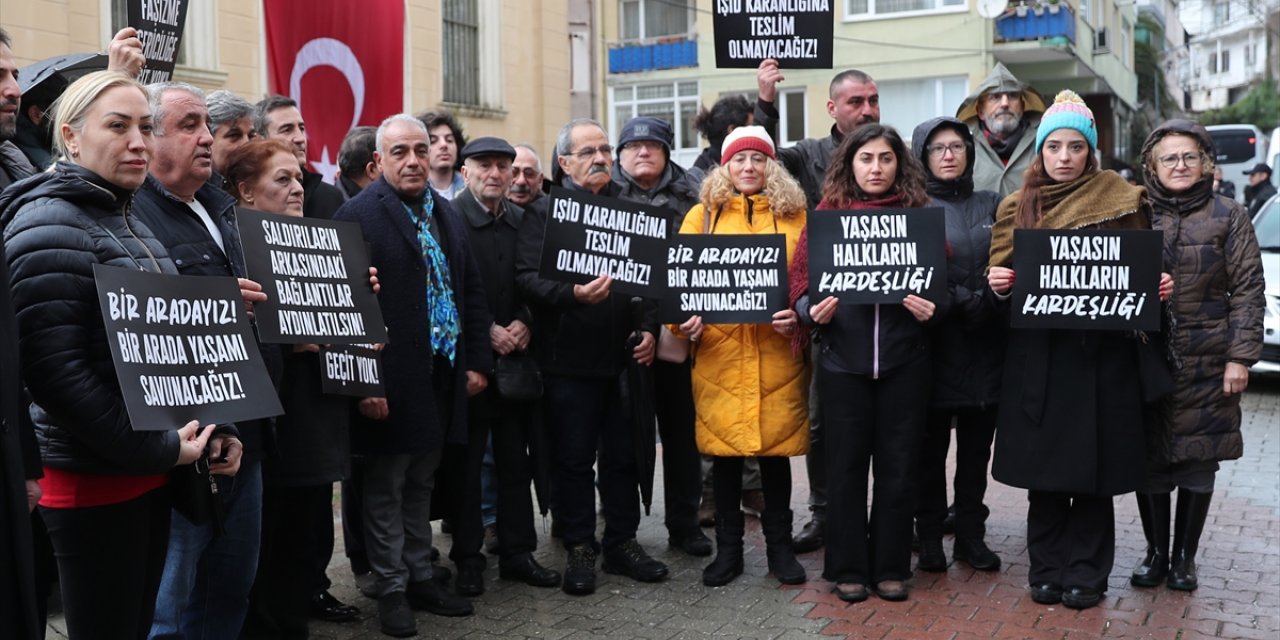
[977,0,1008,19]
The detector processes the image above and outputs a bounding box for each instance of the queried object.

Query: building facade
[1180,0,1278,112]
[1,0,572,167]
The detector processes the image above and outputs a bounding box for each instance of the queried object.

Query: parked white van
[1207,124,1270,203]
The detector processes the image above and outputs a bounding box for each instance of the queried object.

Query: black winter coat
[455,190,527,330]
[755,99,841,210]
[611,161,701,227]
[334,178,493,454]
[0,163,182,474]
[515,180,659,378]
[912,117,1006,408]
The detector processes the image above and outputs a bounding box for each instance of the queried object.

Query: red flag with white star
[263,0,404,183]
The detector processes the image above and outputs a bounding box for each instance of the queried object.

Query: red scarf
[787,192,909,353]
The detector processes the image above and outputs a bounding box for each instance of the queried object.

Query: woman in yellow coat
[674,126,810,587]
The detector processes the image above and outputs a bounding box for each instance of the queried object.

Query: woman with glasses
[909,117,1005,575]
[789,124,942,603]
[1128,120,1264,593]
[987,91,1174,610]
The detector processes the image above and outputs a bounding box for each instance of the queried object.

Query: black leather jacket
[0,163,186,474]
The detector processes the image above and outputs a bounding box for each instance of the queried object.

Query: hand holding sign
[573,274,613,305]
[902,294,936,323]
[1159,272,1173,301]
[771,309,799,336]
[107,27,146,77]
[757,58,785,103]
[809,296,838,325]
[988,266,1015,295]
[176,421,216,466]
[679,315,705,342]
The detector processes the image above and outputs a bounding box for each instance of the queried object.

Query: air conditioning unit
[1095,28,1110,52]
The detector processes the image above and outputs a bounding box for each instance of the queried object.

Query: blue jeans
[150,461,263,640]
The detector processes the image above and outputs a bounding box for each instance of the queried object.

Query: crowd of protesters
[0,25,1268,640]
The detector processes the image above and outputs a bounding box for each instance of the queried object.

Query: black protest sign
[94,265,283,431]
[319,345,385,397]
[237,208,387,345]
[661,234,788,324]
[538,187,670,299]
[1010,229,1162,331]
[127,0,190,84]
[713,0,834,69]
[806,207,947,304]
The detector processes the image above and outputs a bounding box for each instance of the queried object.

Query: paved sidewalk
[44,378,1280,639]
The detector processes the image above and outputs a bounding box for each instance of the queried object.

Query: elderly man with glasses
[515,118,667,596]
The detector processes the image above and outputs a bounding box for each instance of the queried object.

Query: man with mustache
[334,114,492,637]
[130,82,260,640]
[508,143,546,209]
[956,63,1047,199]
[753,59,883,555]
[516,118,667,596]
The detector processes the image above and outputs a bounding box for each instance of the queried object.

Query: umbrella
[527,399,552,518]
[18,52,109,96]
[623,296,657,515]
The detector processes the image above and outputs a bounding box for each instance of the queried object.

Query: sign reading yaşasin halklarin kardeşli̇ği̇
[1010,228,1162,331]
[94,264,283,431]
[805,207,948,304]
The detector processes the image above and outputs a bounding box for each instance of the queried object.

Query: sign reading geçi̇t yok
[237,208,387,345]
[805,208,948,304]
[1010,229,1162,331]
[712,0,834,69]
[661,234,789,324]
[538,187,670,299]
[93,265,283,431]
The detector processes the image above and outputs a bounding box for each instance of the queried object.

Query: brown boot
[697,490,716,527]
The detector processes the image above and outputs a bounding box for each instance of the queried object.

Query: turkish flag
[263,0,404,183]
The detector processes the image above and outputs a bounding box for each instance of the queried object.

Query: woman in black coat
[0,71,224,640]
[987,91,1173,611]
[909,117,1005,574]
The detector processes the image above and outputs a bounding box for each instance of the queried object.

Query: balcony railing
[608,36,698,74]
[996,4,1077,45]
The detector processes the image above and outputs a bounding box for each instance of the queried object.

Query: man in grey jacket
[956,63,1046,200]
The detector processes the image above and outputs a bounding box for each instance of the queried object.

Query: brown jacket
[1152,194,1265,464]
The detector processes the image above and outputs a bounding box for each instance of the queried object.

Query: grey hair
[554,118,605,157]
[206,90,255,135]
[514,143,542,172]
[0,27,12,48]
[375,114,429,155]
[146,81,205,135]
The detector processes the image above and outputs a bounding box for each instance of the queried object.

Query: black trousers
[820,356,930,585]
[41,486,171,640]
[309,482,336,594]
[545,374,639,550]
[1026,491,1115,592]
[243,483,333,640]
[341,458,370,574]
[653,360,701,539]
[916,406,997,542]
[711,456,791,520]
[451,387,541,565]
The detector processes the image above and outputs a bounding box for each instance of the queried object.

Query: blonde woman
[674,126,810,587]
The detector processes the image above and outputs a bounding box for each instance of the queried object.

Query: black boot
[1130,492,1171,587]
[762,510,806,585]
[702,510,744,586]
[1168,488,1212,591]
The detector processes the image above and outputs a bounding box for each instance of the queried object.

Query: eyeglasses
[570,145,613,160]
[1157,152,1203,169]
[513,168,541,180]
[926,142,967,158]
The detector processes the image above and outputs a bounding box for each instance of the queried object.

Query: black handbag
[170,455,226,535]
[493,352,543,401]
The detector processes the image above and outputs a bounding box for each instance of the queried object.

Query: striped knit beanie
[1035,90,1097,153]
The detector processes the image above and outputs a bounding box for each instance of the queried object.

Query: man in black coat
[610,116,710,558]
[448,136,560,597]
[334,114,492,637]
[516,118,666,596]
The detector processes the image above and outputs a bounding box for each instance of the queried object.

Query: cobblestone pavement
[46,378,1280,639]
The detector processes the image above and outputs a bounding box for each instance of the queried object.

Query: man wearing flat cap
[611,116,711,559]
[448,137,561,596]
[957,63,1047,199]
[1244,163,1276,219]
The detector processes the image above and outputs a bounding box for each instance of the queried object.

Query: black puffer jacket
[0,163,182,474]
[912,117,1005,408]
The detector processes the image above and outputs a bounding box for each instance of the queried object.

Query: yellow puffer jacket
[677,194,810,457]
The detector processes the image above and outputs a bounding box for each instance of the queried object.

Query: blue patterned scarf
[403,195,460,364]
